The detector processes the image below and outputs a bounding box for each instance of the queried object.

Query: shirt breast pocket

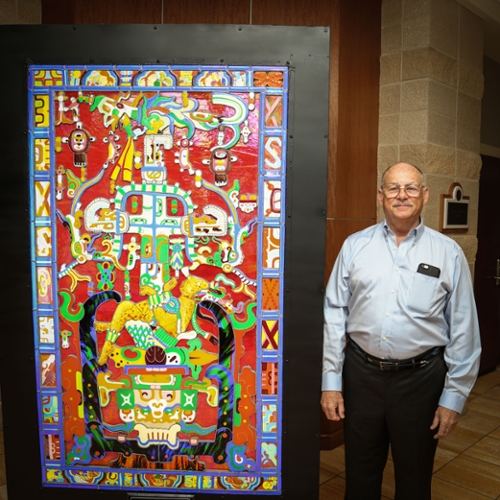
[406,272,440,313]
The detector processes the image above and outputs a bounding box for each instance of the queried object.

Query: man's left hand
[430,406,460,439]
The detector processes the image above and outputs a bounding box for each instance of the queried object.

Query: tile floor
[320,367,500,499]
[0,368,499,500]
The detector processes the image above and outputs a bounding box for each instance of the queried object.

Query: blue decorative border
[28,64,288,495]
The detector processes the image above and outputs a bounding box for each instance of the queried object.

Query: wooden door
[475,155,500,373]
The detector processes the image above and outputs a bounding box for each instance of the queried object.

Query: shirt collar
[383,218,425,242]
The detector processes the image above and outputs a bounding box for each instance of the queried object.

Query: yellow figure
[95,274,210,365]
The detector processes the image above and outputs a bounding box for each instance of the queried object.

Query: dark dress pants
[343,341,448,500]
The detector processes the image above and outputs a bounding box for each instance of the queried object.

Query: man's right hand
[321,390,345,421]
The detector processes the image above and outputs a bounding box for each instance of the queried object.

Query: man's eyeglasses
[381,183,424,198]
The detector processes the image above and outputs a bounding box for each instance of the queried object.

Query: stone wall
[0,0,41,23]
[379,0,484,269]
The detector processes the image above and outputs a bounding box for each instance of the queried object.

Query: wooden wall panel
[163,0,250,25]
[42,0,163,24]
[42,0,250,27]
[41,0,75,23]
[74,0,162,24]
[252,0,335,27]
[328,0,380,221]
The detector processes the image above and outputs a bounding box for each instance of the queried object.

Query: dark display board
[0,24,329,499]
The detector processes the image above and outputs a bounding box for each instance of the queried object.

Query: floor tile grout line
[431,451,460,474]
[459,450,500,469]
[431,380,500,495]
[466,429,500,448]
[320,474,346,483]
[319,473,344,488]
[433,474,496,499]
[439,424,493,456]
[456,418,500,462]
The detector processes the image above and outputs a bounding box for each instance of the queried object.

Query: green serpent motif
[230,302,257,330]
[59,290,85,322]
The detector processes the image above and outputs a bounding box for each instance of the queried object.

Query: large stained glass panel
[29,65,288,494]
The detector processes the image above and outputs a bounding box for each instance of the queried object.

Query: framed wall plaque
[441,182,469,233]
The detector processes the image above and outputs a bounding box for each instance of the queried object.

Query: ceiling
[457,0,500,63]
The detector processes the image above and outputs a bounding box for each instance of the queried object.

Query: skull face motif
[119,409,135,423]
[182,410,196,423]
[62,122,95,176]
[208,147,232,187]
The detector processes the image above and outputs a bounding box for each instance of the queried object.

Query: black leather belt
[349,339,444,371]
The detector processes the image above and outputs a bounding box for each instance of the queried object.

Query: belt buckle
[379,361,393,371]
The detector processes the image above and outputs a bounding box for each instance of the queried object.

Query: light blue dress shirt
[322,220,481,413]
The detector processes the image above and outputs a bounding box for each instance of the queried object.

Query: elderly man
[321,162,481,500]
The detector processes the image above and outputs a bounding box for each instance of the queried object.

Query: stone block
[403,16,430,51]
[403,0,430,21]
[456,119,480,153]
[429,0,459,59]
[457,91,481,129]
[425,143,456,175]
[400,110,428,144]
[466,207,478,236]
[17,0,42,24]
[399,143,456,176]
[402,47,458,87]
[0,0,17,24]
[458,63,484,99]
[401,79,428,112]
[459,5,484,71]
[428,79,456,118]
[380,83,401,115]
[402,48,431,81]
[382,0,403,28]
[422,203,440,230]
[380,54,402,85]
[425,143,456,174]
[400,110,428,143]
[378,145,400,170]
[428,111,456,148]
[382,23,403,55]
[429,174,450,196]
[379,114,401,145]
[456,150,482,180]
[400,143,429,169]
